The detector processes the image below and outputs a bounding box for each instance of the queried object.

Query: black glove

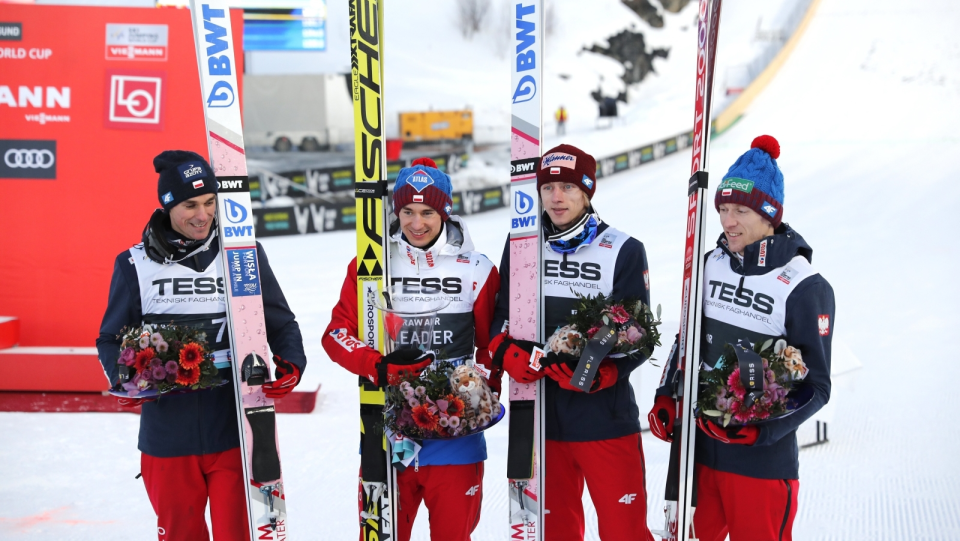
[376,349,436,386]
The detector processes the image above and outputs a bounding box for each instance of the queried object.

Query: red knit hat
[536,144,597,199]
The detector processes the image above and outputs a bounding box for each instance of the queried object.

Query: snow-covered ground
[3,0,960,539]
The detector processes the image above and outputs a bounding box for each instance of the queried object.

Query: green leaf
[761,339,773,352]
[723,413,731,427]
[657,304,662,319]
[702,409,723,417]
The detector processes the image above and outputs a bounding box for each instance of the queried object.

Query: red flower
[134,347,156,373]
[411,404,439,431]
[179,342,205,370]
[444,394,465,417]
[176,365,200,386]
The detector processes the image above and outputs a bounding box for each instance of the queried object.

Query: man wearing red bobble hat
[322,158,501,540]
[489,144,656,541]
[649,136,835,540]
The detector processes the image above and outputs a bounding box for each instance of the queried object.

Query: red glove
[116,396,152,408]
[589,361,618,393]
[488,332,545,384]
[697,417,759,445]
[648,395,676,442]
[543,360,579,391]
[544,354,618,393]
[371,349,435,387]
[263,355,301,399]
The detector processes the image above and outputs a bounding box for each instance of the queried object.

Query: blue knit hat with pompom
[715,135,784,227]
[393,157,454,220]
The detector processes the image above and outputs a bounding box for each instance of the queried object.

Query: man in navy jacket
[649,136,835,541]
[96,150,306,541]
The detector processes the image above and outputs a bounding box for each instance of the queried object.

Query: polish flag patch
[413,195,424,202]
[550,167,561,175]
[192,179,204,189]
[818,315,830,336]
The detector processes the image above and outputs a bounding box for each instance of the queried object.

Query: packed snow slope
[2,0,960,539]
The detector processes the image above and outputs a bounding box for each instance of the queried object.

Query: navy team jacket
[96,221,305,458]
[491,220,651,442]
[656,224,835,480]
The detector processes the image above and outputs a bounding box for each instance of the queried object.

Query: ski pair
[185,1,289,539]
[655,1,724,540]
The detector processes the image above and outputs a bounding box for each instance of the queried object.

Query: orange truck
[399,109,473,143]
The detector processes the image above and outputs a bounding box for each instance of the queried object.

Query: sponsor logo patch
[777,266,799,284]
[581,174,594,189]
[105,23,169,61]
[643,270,650,290]
[818,315,830,336]
[0,139,57,179]
[541,152,577,169]
[598,233,615,248]
[0,22,22,41]
[161,191,174,204]
[330,328,365,352]
[407,171,434,192]
[717,177,754,194]
[105,70,165,130]
[762,202,778,217]
[758,240,767,267]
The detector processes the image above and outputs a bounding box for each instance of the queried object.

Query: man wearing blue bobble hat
[649,136,835,540]
[322,158,501,540]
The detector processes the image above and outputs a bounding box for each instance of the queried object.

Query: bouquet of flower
[112,324,224,398]
[697,338,810,426]
[544,291,662,361]
[385,360,503,440]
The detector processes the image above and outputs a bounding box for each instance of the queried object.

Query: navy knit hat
[154,150,218,212]
[715,135,784,228]
[393,157,454,220]
[536,144,597,200]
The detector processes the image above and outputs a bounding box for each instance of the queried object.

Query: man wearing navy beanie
[650,136,836,541]
[96,150,306,540]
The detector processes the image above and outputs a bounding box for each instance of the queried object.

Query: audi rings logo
[5,149,55,169]
[0,140,56,179]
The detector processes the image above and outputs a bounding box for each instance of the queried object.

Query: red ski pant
[141,448,249,541]
[358,462,483,541]
[544,434,655,541]
[693,464,799,541]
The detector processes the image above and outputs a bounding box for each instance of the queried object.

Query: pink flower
[402,387,415,399]
[152,366,167,380]
[119,347,136,366]
[165,361,179,374]
[150,333,163,346]
[415,386,426,397]
[156,341,169,353]
[625,326,644,343]
[586,326,601,339]
[407,398,419,408]
[605,305,631,324]
[449,416,460,428]
[138,335,150,349]
[438,417,450,428]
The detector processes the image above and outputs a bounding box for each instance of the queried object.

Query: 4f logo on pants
[465,485,480,496]
[619,493,637,504]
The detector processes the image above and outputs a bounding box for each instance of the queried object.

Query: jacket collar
[717,223,813,276]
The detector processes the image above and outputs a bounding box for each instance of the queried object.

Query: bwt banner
[0,5,242,348]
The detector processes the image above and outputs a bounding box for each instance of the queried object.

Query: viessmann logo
[104,69,165,131]
[0,139,56,180]
[105,23,168,61]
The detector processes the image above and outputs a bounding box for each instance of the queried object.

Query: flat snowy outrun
[2,0,959,539]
